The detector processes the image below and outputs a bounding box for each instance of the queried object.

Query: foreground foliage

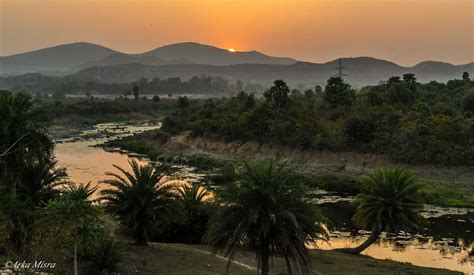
[100,160,180,246]
[338,168,425,254]
[0,91,53,194]
[206,161,328,275]
[33,184,106,275]
[159,184,212,244]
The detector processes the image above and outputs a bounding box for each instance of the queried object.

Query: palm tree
[18,158,67,206]
[206,161,328,275]
[175,184,211,243]
[176,184,210,217]
[337,168,425,254]
[0,92,53,194]
[100,160,178,246]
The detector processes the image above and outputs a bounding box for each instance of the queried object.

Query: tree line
[162,73,474,165]
[0,74,264,96]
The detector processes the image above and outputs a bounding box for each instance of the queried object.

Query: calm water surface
[53,121,474,274]
[317,201,473,273]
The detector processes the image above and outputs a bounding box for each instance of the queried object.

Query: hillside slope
[0,42,119,75]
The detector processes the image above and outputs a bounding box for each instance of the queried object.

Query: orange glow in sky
[0,0,472,65]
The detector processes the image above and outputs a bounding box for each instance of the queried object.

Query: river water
[53,121,474,274]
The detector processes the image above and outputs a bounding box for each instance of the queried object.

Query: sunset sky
[0,0,473,65]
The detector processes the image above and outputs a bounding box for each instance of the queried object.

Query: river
[53,121,473,274]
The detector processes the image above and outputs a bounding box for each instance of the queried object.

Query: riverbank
[43,96,181,139]
[106,129,474,208]
[48,122,473,273]
[115,242,461,274]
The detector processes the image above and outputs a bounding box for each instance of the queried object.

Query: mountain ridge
[0,41,297,75]
[1,42,472,87]
[0,42,119,75]
[68,57,473,87]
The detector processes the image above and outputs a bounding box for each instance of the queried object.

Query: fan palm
[206,161,328,275]
[99,160,178,246]
[338,168,425,254]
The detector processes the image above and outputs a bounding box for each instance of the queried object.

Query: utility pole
[333,58,347,79]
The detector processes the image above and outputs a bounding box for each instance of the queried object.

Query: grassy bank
[115,242,460,274]
[107,129,474,208]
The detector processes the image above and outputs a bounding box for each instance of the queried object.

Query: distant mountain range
[0,42,472,87]
[70,58,473,87]
[0,43,119,75]
[0,42,296,75]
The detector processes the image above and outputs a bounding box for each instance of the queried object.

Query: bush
[307,173,362,194]
[88,238,123,274]
[152,95,161,103]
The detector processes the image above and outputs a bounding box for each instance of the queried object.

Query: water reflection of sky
[316,236,472,273]
[319,201,473,273]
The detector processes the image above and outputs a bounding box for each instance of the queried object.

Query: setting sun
[228,48,235,53]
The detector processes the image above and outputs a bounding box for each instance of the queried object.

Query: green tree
[345,116,375,145]
[33,184,105,275]
[337,168,425,254]
[152,95,161,103]
[462,93,474,113]
[263,80,290,109]
[324,77,355,107]
[403,73,418,93]
[462,72,470,81]
[386,82,416,106]
[387,76,402,85]
[177,96,190,109]
[402,73,417,85]
[133,85,139,101]
[314,85,323,95]
[206,161,328,275]
[304,89,316,101]
[0,92,53,195]
[365,90,384,107]
[100,160,179,246]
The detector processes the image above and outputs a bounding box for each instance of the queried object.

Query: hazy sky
[1,0,473,65]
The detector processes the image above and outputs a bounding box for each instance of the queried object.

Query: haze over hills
[138,42,297,66]
[0,42,296,75]
[0,41,473,88]
[0,42,119,75]
[69,58,473,87]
